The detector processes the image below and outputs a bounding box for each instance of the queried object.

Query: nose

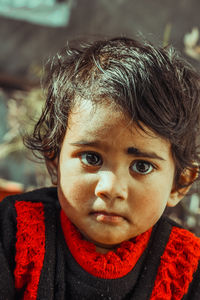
[95,171,128,201]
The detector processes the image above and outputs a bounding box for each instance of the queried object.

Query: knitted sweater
[0,187,200,300]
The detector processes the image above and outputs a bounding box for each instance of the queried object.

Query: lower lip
[92,213,124,223]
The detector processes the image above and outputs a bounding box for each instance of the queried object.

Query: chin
[90,234,126,247]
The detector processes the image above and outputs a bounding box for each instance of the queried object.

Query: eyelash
[78,151,156,175]
[130,160,156,175]
[79,152,103,167]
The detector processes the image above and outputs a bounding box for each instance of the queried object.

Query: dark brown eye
[80,152,102,166]
[131,160,154,174]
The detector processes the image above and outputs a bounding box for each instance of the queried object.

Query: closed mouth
[90,211,126,223]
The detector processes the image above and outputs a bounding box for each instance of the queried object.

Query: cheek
[130,179,172,217]
[58,171,95,209]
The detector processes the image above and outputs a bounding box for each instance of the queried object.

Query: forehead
[68,100,133,138]
[69,100,125,134]
[66,100,171,155]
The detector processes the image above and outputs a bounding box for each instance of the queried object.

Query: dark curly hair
[24,37,200,190]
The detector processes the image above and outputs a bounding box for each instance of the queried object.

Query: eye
[130,160,154,175]
[80,152,102,167]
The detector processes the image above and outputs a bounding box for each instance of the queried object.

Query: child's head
[25,37,200,250]
[27,37,200,190]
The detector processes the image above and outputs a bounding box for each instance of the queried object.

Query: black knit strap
[36,204,57,300]
[130,217,173,300]
[0,198,17,299]
[182,260,200,300]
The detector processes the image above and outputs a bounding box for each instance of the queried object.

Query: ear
[167,166,199,207]
[45,157,59,185]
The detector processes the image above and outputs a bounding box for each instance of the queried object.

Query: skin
[47,100,191,253]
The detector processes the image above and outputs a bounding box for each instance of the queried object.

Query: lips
[91,211,125,223]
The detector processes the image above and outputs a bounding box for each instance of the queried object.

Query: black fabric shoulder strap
[182,260,200,300]
[130,217,173,300]
[36,204,58,300]
[0,198,17,300]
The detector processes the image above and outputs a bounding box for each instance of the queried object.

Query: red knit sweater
[13,200,200,300]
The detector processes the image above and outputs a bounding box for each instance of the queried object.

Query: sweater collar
[60,210,152,279]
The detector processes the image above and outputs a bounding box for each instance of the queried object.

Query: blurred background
[0,0,200,234]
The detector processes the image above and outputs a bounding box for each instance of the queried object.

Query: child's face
[48,100,184,252]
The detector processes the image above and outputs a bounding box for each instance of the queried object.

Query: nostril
[95,190,111,200]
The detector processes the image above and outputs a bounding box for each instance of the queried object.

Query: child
[1,37,200,300]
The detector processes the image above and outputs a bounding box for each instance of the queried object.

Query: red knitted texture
[60,209,152,279]
[14,201,45,300]
[150,227,200,300]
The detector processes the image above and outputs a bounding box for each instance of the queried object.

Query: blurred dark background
[0,0,200,233]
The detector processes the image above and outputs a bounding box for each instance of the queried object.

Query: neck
[95,244,120,254]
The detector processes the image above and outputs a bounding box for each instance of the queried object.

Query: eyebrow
[127,147,166,161]
[70,140,166,161]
